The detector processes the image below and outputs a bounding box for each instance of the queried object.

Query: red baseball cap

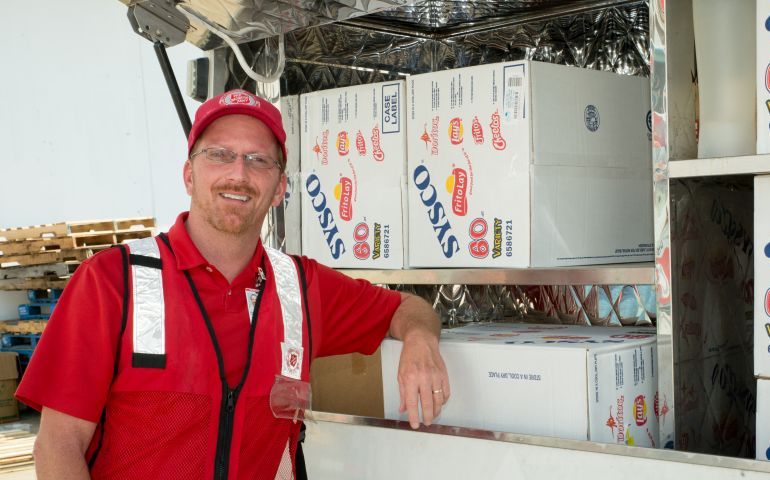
[187,89,287,168]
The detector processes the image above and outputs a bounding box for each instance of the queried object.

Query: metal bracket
[127,0,189,47]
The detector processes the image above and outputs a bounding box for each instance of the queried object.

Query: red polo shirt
[17,212,401,423]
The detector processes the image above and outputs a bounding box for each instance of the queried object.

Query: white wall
[0,0,204,318]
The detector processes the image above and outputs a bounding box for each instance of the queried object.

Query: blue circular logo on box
[766,446,770,460]
[585,105,600,132]
[646,110,652,133]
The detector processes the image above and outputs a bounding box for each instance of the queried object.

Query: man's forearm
[388,293,441,342]
[34,439,91,480]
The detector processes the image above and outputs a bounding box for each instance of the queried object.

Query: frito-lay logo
[490,110,507,150]
[471,116,484,145]
[634,395,647,426]
[221,89,258,106]
[356,131,367,156]
[337,131,350,156]
[371,124,385,161]
[446,168,468,216]
[314,130,329,165]
[335,177,354,221]
[448,118,463,145]
[413,164,460,258]
[305,174,346,259]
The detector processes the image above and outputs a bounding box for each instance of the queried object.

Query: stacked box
[0,352,19,423]
[759,379,770,461]
[300,82,406,268]
[756,176,770,378]
[382,323,659,446]
[758,2,770,154]
[281,95,301,255]
[406,61,652,267]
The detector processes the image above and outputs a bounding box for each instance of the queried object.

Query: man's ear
[271,172,288,207]
[183,160,193,196]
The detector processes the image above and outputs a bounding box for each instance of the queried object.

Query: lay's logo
[337,131,350,156]
[446,168,468,216]
[448,118,463,145]
[356,131,367,156]
[490,110,507,151]
[371,124,385,161]
[634,395,647,426]
[335,177,354,221]
[471,117,484,145]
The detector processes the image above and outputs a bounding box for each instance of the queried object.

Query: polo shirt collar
[166,212,264,274]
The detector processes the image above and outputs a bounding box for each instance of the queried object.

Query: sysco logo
[306,174,346,259]
[413,165,460,258]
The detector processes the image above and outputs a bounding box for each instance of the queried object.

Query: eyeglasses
[190,147,282,171]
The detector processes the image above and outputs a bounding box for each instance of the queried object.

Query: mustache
[213,183,257,197]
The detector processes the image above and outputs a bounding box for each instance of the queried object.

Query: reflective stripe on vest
[128,237,166,358]
[128,238,304,379]
[264,246,303,380]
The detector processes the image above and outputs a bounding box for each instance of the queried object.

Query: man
[17,89,449,480]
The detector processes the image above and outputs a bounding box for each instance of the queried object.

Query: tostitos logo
[471,117,484,145]
[490,110,507,150]
[337,131,350,156]
[448,118,463,145]
[334,177,354,221]
[221,89,258,106]
[356,131,367,156]
[446,168,468,216]
[371,124,385,161]
[634,395,648,426]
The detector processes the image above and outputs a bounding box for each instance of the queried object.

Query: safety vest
[86,235,310,480]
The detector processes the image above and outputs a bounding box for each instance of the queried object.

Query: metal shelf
[669,154,770,178]
[337,262,655,285]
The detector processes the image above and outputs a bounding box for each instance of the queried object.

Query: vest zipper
[216,388,240,480]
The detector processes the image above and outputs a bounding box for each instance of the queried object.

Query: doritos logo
[431,116,440,155]
[221,89,258,106]
[634,395,647,426]
[471,116,484,145]
[371,124,385,162]
[448,118,463,145]
[490,110,507,150]
[335,177,354,221]
[356,131,367,156]
[337,131,350,156]
[315,130,329,166]
[446,168,468,216]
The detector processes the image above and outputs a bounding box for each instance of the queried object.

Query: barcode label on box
[503,64,525,122]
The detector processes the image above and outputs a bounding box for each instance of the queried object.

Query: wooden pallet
[0,320,47,335]
[0,229,152,256]
[0,277,69,292]
[0,263,79,280]
[0,249,91,268]
[0,217,155,242]
[0,429,35,473]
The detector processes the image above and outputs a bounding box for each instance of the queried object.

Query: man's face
[184,114,286,236]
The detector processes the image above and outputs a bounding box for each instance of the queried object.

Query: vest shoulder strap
[126,237,166,369]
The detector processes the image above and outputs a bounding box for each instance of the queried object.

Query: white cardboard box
[758,1,770,154]
[300,82,406,268]
[406,61,653,267]
[281,95,301,255]
[759,378,770,461]
[382,323,659,446]
[755,176,770,377]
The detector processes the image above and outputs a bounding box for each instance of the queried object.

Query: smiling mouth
[220,192,251,202]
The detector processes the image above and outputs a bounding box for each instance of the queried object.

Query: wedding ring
[432,388,443,394]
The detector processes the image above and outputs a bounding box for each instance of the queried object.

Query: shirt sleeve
[301,257,401,358]
[15,248,125,424]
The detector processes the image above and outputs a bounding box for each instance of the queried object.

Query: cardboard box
[300,81,406,268]
[0,352,19,423]
[758,2,770,154]
[281,95,302,255]
[759,378,770,461]
[755,176,770,377]
[310,350,384,418]
[382,323,659,446]
[406,61,653,267]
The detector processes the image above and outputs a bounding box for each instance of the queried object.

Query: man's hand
[389,293,450,429]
